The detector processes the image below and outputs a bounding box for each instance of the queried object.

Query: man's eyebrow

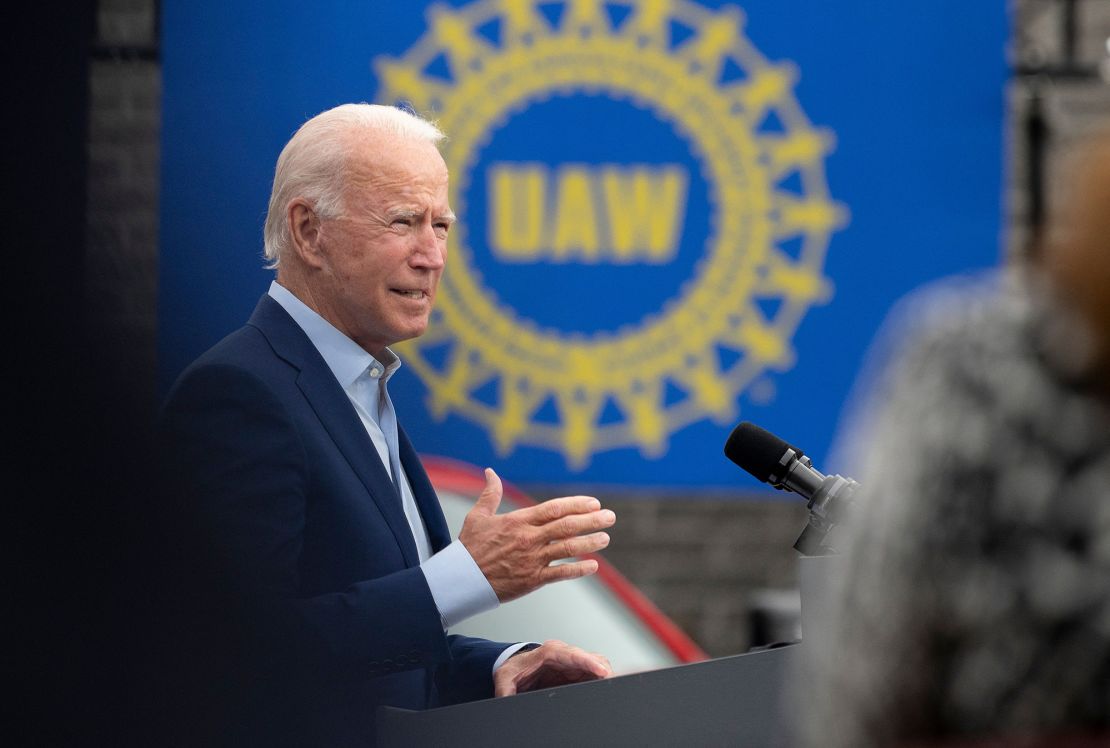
[385,208,455,223]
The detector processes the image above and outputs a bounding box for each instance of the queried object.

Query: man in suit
[160,103,616,745]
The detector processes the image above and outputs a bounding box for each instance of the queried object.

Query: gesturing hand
[458,468,616,603]
[494,640,612,697]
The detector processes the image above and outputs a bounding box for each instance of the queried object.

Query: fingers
[498,641,614,696]
[564,648,611,679]
[519,495,601,524]
[538,557,600,583]
[540,531,611,565]
[534,642,610,678]
[500,493,616,540]
[472,467,503,516]
[536,508,616,544]
[590,653,612,676]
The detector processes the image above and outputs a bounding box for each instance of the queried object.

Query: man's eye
[434,223,451,236]
[392,218,412,227]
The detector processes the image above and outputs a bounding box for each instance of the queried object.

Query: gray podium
[378,557,836,746]
[378,644,796,746]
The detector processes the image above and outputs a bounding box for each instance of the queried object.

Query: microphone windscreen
[723,422,798,483]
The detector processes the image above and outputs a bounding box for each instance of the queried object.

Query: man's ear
[288,198,326,269]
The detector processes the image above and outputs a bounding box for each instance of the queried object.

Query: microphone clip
[792,472,858,556]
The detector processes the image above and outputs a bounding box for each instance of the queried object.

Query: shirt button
[369,367,381,378]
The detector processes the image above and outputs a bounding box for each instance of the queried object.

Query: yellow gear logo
[375,0,847,469]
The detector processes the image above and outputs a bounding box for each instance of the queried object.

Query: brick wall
[598,494,809,655]
[86,0,1110,659]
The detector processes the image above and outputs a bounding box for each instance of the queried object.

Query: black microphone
[724,422,858,555]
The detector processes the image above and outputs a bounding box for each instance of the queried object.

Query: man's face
[312,136,453,358]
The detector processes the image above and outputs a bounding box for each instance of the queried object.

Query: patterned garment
[798,272,1110,747]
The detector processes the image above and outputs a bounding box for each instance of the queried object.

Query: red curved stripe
[421,455,708,664]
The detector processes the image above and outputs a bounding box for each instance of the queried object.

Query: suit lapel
[247,295,421,566]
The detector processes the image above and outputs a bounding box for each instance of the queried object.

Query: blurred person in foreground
[158,104,615,746]
[797,131,1110,747]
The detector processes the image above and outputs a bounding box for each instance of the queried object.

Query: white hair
[262,103,445,269]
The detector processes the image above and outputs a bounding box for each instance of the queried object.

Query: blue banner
[161,0,1008,489]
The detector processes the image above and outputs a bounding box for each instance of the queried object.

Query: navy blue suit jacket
[160,295,507,746]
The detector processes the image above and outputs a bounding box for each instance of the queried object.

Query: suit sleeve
[160,361,508,684]
[435,634,509,704]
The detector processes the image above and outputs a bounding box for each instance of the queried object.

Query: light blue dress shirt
[267,282,512,634]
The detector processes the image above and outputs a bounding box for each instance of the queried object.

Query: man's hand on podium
[493,640,612,697]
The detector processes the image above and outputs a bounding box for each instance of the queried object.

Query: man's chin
[395,320,431,344]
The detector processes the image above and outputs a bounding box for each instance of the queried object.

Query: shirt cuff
[420,539,499,629]
[492,642,540,673]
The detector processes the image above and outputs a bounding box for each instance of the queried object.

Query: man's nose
[411,224,446,269]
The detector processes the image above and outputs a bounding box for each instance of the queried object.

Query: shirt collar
[267,280,401,389]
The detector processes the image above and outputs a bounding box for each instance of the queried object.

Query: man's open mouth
[392,289,426,299]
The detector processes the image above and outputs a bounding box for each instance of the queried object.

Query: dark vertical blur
[9,2,163,743]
